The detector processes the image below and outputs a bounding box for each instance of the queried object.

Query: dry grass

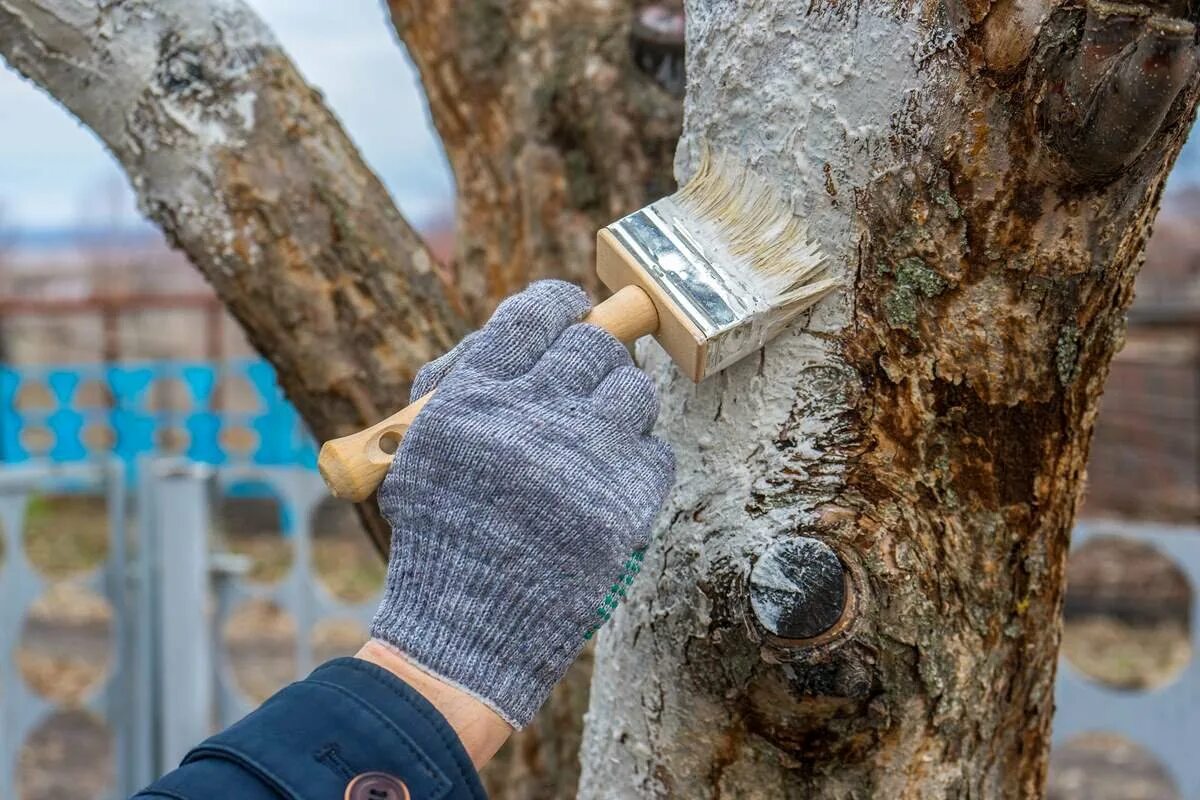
[1049,732,1180,800]
[313,535,385,603]
[1062,618,1190,690]
[17,709,114,800]
[22,494,108,578]
[223,599,297,703]
[15,582,113,706]
[312,618,369,664]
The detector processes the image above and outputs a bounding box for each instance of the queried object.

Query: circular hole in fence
[73,380,113,409]
[214,374,263,413]
[1047,731,1180,800]
[145,377,193,412]
[17,709,114,800]
[216,482,293,585]
[224,599,297,704]
[14,381,54,411]
[1062,535,1191,691]
[156,426,190,455]
[219,425,258,456]
[311,618,369,664]
[80,423,115,451]
[311,498,385,604]
[20,425,54,456]
[16,583,113,705]
[23,493,109,579]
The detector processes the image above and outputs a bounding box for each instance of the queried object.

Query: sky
[1,4,1198,242]
[0,0,456,238]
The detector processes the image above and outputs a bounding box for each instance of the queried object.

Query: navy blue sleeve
[133,657,488,800]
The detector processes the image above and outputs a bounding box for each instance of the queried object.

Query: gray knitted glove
[370,280,675,728]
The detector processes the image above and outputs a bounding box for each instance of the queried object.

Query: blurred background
[2,1,1200,799]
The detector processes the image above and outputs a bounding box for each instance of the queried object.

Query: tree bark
[0,0,468,554]
[386,0,683,323]
[582,2,1199,797]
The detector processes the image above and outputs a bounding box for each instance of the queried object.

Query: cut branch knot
[1037,0,1198,181]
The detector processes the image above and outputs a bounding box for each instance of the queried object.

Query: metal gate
[0,460,378,799]
[0,461,136,798]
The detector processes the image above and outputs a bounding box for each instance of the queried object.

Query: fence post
[150,461,214,769]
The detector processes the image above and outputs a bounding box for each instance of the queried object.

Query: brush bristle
[671,148,835,313]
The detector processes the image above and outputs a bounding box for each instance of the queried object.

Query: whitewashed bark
[581,1,1200,797]
[583,8,922,795]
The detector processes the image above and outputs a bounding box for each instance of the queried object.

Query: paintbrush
[318,150,838,501]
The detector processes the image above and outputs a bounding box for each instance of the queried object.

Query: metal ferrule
[606,198,778,375]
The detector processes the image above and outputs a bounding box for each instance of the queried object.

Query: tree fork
[582,2,1200,797]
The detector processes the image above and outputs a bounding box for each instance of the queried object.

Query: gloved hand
[370,280,675,728]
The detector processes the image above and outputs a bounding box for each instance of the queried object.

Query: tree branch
[0,0,470,554]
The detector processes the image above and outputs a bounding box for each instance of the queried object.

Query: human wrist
[355,639,512,768]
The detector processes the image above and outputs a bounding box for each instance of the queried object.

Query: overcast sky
[1,4,1198,237]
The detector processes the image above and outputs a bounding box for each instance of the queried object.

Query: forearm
[356,639,513,768]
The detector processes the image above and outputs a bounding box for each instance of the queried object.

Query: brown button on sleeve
[345,772,411,800]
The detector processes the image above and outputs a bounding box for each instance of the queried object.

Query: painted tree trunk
[581,2,1199,797]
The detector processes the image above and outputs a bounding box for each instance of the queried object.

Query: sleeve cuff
[180,657,487,800]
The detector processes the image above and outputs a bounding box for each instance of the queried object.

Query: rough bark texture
[0,0,467,554]
[582,2,1200,797]
[387,0,683,323]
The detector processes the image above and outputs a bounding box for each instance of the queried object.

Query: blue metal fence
[0,360,317,476]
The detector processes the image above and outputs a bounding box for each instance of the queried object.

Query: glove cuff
[362,638,531,731]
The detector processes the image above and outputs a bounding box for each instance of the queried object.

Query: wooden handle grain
[318,285,660,501]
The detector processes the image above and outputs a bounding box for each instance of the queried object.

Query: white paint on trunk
[581,3,947,794]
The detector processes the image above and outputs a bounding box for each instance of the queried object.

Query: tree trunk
[582,2,1199,797]
[386,0,683,323]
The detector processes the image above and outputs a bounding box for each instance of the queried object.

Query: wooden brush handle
[318,285,659,501]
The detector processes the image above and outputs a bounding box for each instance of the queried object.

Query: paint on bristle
[671,147,832,314]
[602,145,838,377]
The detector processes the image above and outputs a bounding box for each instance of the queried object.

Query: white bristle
[671,148,835,313]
